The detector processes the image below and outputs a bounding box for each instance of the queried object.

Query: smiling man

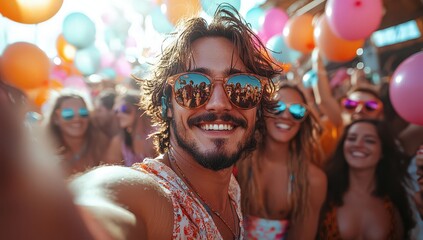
[71,5,280,240]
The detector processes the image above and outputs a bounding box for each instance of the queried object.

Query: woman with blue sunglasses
[237,82,326,239]
[44,91,109,176]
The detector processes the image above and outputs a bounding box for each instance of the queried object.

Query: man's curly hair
[138,4,282,154]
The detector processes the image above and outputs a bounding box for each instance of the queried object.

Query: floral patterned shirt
[133,158,243,239]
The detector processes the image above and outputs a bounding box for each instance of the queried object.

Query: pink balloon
[63,75,88,90]
[326,0,383,40]
[262,8,288,39]
[115,57,132,77]
[330,67,349,88]
[256,30,270,45]
[390,51,423,125]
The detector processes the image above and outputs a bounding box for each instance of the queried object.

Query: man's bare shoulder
[69,165,173,240]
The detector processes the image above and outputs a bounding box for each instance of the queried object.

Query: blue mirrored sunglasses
[61,108,89,121]
[271,101,308,122]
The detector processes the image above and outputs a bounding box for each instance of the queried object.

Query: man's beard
[171,113,256,171]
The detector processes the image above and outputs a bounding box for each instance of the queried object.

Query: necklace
[168,152,239,240]
[70,141,88,163]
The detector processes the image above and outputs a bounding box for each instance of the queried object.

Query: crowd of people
[1,4,423,240]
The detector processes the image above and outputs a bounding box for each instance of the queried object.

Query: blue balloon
[63,12,96,49]
[266,35,301,64]
[150,7,174,34]
[201,0,241,16]
[302,69,318,88]
[74,45,101,76]
[246,6,264,31]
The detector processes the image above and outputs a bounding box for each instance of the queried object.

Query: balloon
[115,57,132,77]
[314,16,364,62]
[0,42,50,90]
[390,51,423,125]
[330,67,349,88]
[266,35,301,64]
[262,8,288,39]
[62,12,96,49]
[132,0,156,15]
[283,14,315,54]
[302,69,318,88]
[245,6,265,31]
[164,0,201,25]
[201,0,241,16]
[0,0,63,24]
[256,30,270,45]
[56,34,76,62]
[74,45,101,76]
[62,75,88,90]
[326,0,383,40]
[150,6,174,34]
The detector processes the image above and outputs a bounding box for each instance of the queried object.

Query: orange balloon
[1,42,50,90]
[283,14,315,54]
[50,79,64,90]
[319,118,341,160]
[0,0,63,24]
[164,0,201,25]
[56,34,76,62]
[314,16,364,62]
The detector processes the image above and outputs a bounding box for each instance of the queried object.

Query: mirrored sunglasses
[167,72,267,110]
[270,101,308,122]
[341,98,381,112]
[61,108,89,121]
[115,104,132,114]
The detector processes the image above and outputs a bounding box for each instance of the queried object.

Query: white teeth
[351,151,367,157]
[276,123,291,130]
[201,124,234,131]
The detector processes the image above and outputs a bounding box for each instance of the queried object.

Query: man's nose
[204,83,232,112]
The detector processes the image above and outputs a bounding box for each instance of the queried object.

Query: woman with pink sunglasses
[237,82,326,239]
[105,91,157,166]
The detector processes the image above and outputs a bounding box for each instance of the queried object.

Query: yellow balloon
[0,0,63,24]
[56,34,76,62]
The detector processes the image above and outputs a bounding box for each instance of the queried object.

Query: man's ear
[161,94,173,120]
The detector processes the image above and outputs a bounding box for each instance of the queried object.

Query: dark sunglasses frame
[167,72,268,110]
[268,100,309,122]
[341,98,382,112]
[60,108,89,121]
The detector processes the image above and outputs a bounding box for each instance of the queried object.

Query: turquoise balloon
[266,35,301,64]
[151,7,174,34]
[74,45,101,76]
[201,0,241,16]
[302,69,318,88]
[246,6,264,31]
[63,12,96,49]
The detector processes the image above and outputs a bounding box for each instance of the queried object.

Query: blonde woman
[237,82,326,239]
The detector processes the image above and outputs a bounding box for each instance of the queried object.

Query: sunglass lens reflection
[225,75,262,109]
[289,104,306,120]
[61,108,74,120]
[365,101,379,111]
[273,101,287,115]
[79,108,89,118]
[174,73,211,108]
[343,99,358,110]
